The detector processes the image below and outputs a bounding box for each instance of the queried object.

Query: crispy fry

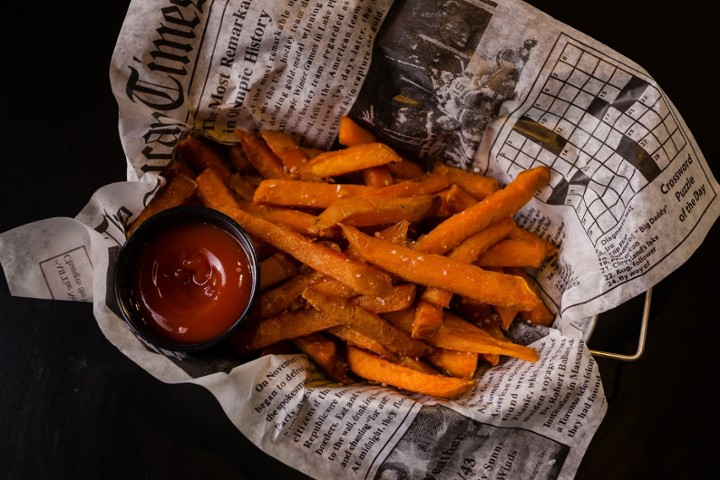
[443,183,479,213]
[126,173,197,237]
[426,348,479,379]
[260,130,310,173]
[456,297,496,326]
[362,165,394,188]
[278,146,311,173]
[195,167,240,211]
[307,274,360,299]
[293,333,352,384]
[494,305,518,331]
[506,267,555,327]
[432,163,499,200]
[260,130,299,155]
[346,346,475,399]
[231,308,348,355]
[338,116,378,146]
[327,325,398,361]
[384,309,538,363]
[259,251,300,291]
[420,217,515,308]
[474,238,549,269]
[226,172,257,201]
[197,169,394,297]
[235,129,286,179]
[375,220,411,245]
[238,201,339,238]
[414,165,551,254]
[341,224,542,311]
[350,283,417,314]
[508,224,559,259]
[230,207,393,297]
[387,157,426,179]
[302,287,431,358]
[411,299,444,340]
[253,178,376,209]
[257,270,322,319]
[397,356,440,375]
[227,144,255,173]
[295,142,402,180]
[310,194,441,233]
[174,135,233,180]
[364,170,450,198]
[435,312,538,362]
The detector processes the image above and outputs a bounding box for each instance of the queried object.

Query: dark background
[1,1,717,479]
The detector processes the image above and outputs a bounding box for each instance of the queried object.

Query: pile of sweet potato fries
[125,117,556,399]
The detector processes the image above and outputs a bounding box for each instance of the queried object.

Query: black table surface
[1,2,717,479]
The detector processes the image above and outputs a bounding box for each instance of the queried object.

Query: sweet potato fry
[508,224,559,259]
[257,270,322,319]
[238,201,339,238]
[195,168,240,211]
[196,169,394,297]
[309,194,441,233]
[253,178,376,209]
[126,173,197,237]
[174,135,233,180]
[362,165,394,188]
[226,172,257,201]
[327,325,398,361]
[426,348,479,379]
[307,274,360,299]
[302,287,431,358]
[432,312,538,362]
[432,163,499,200]
[231,308,348,355]
[443,183,479,213]
[377,220,411,244]
[293,333,352,384]
[350,283,417,314]
[260,130,310,173]
[387,157,426,179]
[227,144,255,173]
[364,170,450,198]
[295,142,402,180]
[474,238,549,269]
[384,309,538,362]
[346,346,475,399]
[340,224,542,311]
[414,165,551,254]
[411,299,444,340]
[494,305,519,331]
[235,128,286,179]
[338,116,378,146]
[278,146,311,173]
[259,251,300,291]
[420,217,515,308]
[260,129,299,155]
[506,267,555,327]
[397,356,440,375]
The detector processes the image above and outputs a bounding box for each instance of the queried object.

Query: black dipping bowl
[114,205,260,353]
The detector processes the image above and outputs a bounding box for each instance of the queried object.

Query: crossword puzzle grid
[497,38,687,244]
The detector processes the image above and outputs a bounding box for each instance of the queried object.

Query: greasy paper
[1,1,718,479]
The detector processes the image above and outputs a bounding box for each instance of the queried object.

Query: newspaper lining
[1,1,718,479]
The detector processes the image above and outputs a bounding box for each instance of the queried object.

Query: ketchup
[130,221,254,345]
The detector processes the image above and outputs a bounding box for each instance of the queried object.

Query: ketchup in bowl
[114,206,259,352]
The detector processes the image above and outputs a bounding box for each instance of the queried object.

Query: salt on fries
[124,117,556,399]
